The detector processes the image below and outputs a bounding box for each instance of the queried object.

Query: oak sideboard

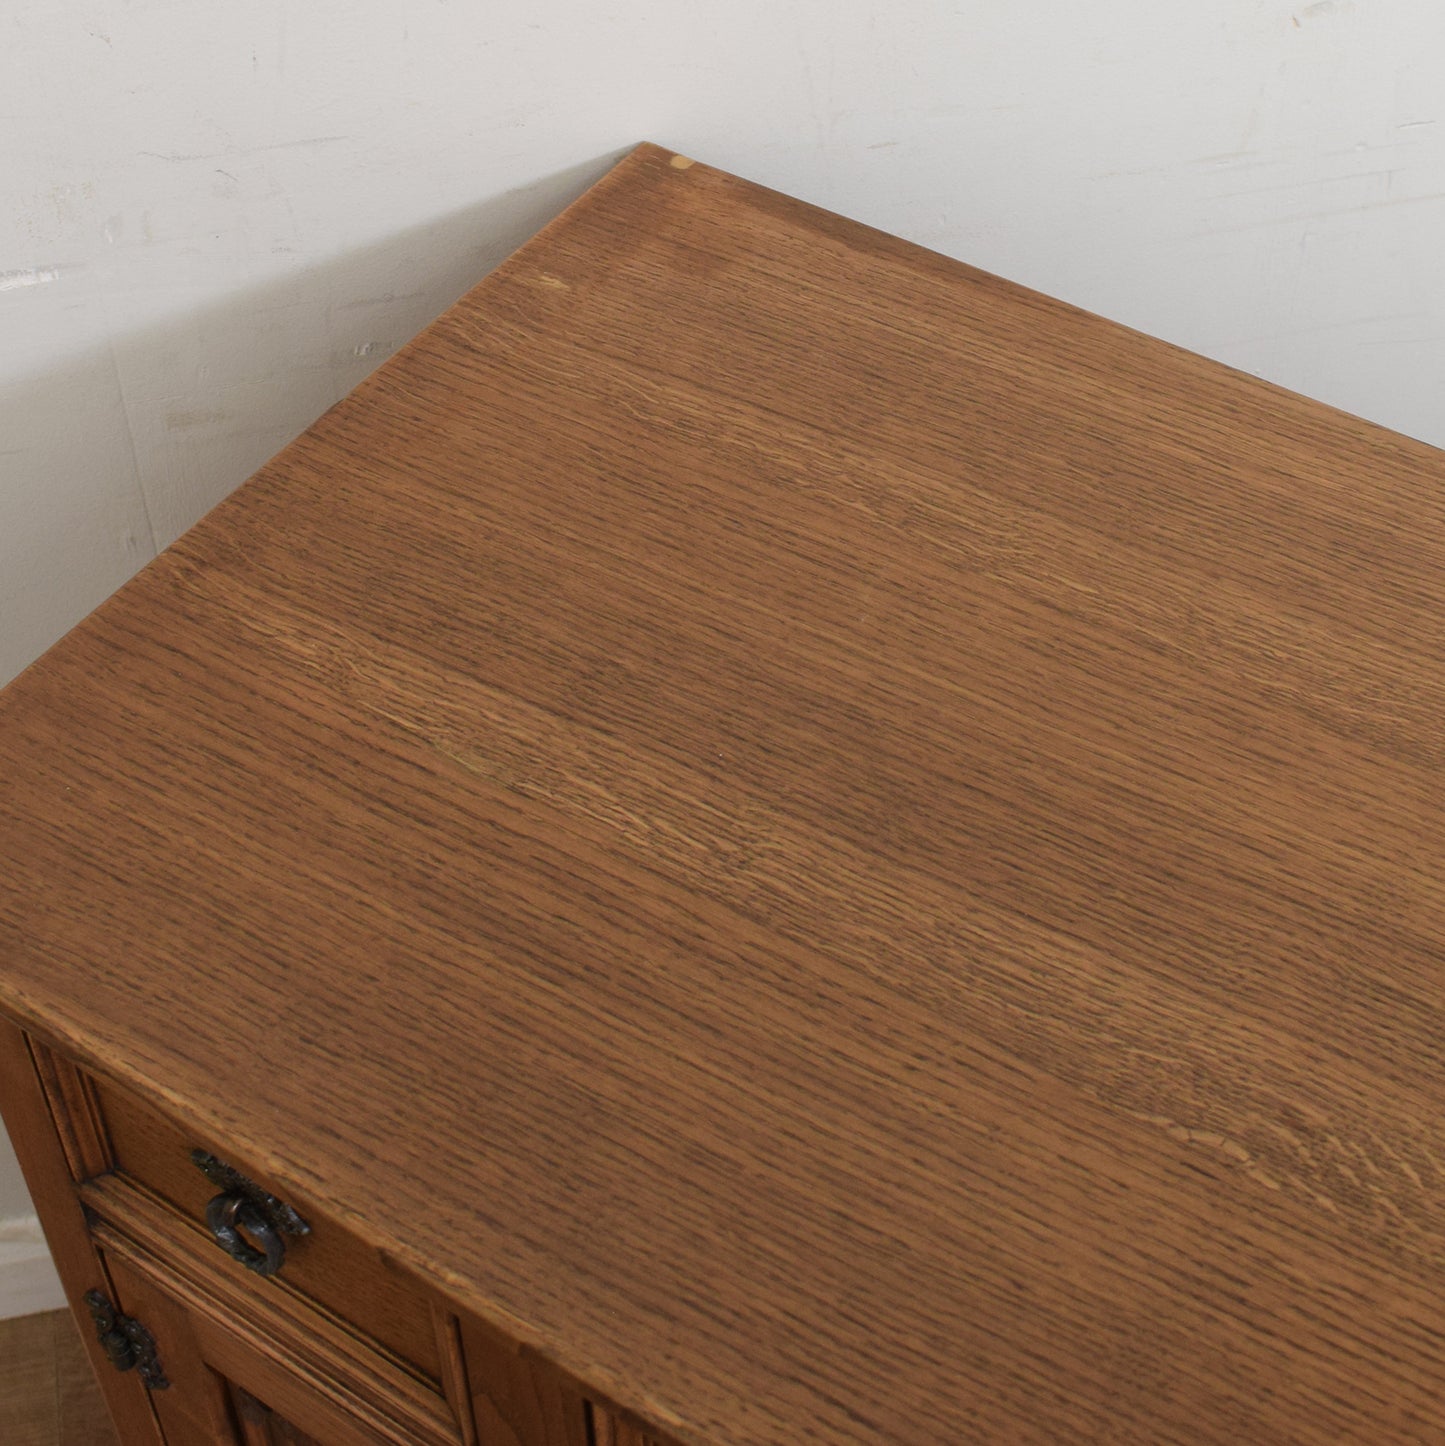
[3,143,1445,1443]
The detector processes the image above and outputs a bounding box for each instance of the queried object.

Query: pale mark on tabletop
[1142,1111,1269,1177]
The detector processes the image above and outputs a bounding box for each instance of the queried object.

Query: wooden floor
[0,1309,118,1446]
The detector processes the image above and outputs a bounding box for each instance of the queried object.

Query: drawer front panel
[88,1073,443,1383]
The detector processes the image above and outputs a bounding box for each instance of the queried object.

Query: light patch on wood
[668,154,696,170]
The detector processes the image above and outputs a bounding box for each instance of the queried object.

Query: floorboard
[0,1309,118,1446]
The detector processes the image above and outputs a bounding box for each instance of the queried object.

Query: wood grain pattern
[3,142,1445,1441]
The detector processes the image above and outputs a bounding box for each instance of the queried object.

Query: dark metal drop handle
[189,1148,309,1278]
[205,1192,288,1276]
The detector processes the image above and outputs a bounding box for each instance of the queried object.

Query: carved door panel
[226,1383,327,1446]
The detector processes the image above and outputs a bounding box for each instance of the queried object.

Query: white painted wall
[2,0,1441,1312]
[0,1125,63,1316]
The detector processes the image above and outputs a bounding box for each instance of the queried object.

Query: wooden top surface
[4,143,1445,1442]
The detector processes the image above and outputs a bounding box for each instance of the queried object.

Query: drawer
[84,1071,444,1384]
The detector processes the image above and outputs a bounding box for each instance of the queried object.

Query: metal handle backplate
[190,1148,310,1278]
[84,1289,170,1390]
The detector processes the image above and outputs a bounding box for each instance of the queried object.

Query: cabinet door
[94,1248,242,1445]
[100,1243,392,1445]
